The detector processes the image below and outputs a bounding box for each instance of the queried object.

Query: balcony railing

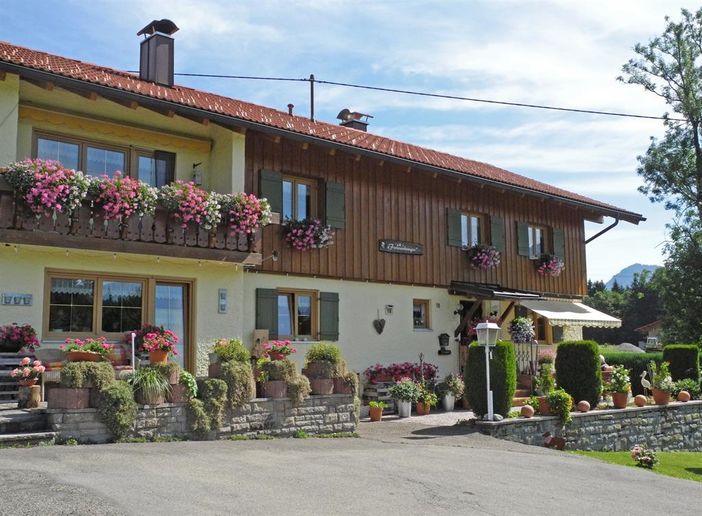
[0,178,264,264]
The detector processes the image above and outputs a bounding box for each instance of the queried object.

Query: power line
[131,70,684,122]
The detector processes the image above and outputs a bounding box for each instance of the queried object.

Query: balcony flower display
[363,362,438,384]
[10,357,45,386]
[91,172,157,220]
[466,244,501,270]
[3,159,90,216]
[218,192,272,236]
[159,180,216,229]
[536,254,565,277]
[509,316,535,344]
[282,218,333,251]
[264,340,297,361]
[0,322,40,352]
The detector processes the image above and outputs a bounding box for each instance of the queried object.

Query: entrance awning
[449,281,542,300]
[521,300,621,328]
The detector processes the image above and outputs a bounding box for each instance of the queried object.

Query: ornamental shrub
[187,398,210,437]
[218,360,255,409]
[96,381,137,439]
[305,342,342,365]
[465,341,516,417]
[555,340,602,407]
[213,338,250,363]
[599,350,663,396]
[60,361,115,390]
[662,344,700,381]
[201,378,228,430]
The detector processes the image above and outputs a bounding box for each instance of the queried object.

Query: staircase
[512,374,534,407]
[0,404,55,446]
[0,352,35,402]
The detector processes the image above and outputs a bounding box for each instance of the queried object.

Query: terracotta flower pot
[333,377,354,395]
[309,378,334,395]
[651,388,670,406]
[416,402,430,415]
[612,392,629,409]
[68,350,101,362]
[268,351,286,361]
[149,350,168,365]
[538,396,551,416]
[369,406,383,422]
[136,390,166,405]
[263,380,287,399]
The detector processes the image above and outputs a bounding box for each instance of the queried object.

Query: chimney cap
[137,19,179,37]
[336,108,373,122]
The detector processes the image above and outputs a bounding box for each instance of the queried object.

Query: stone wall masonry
[476,400,702,451]
[47,394,356,443]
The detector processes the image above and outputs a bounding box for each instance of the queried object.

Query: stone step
[0,431,56,447]
[514,389,531,397]
[0,408,48,434]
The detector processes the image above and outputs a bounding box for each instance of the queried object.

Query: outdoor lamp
[476,321,501,421]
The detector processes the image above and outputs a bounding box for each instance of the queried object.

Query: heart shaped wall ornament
[373,318,386,335]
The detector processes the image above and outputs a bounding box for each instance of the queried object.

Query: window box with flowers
[282,218,334,251]
[62,337,114,362]
[466,244,501,270]
[536,254,565,277]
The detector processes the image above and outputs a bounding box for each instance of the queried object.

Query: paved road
[1,420,700,515]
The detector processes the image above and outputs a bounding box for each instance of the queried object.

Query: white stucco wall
[0,73,19,166]
[243,272,465,378]
[0,245,244,375]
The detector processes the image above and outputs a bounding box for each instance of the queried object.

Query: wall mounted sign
[1,292,33,306]
[378,240,423,255]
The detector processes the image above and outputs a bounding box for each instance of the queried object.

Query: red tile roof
[0,40,643,222]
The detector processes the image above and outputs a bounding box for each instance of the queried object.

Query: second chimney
[137,19,179,87]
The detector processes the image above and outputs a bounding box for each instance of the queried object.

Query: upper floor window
[528,225,546,259]
[282,176,317,221]
[460,214,482,248]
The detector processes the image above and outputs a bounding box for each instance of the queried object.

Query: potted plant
[547,388,573,425]
[0,322,40,352]
[169,369,197,403]
[263,340,297,361]
[536,254,565,277]
[62,337,113,362]
[649,361,675,405]
[304,342,341,395]
[609,365,631,409]
[416,385,438,415]
[257,358,295,398]
[534,363,555,415]
[10,357,45,387]
[209,338,250,376]
[141,330,178,365]
[131,367,170,405]
[389,378,419,418]
[368,401,386,422]
[440,373,464,411]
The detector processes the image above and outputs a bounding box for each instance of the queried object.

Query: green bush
[662,344,700,381]
[60,361,115,389]
[555,341,601,406]
[547,388,573,425]
[258,359,295,382]
[304,342,342,366]
[96,381,137,439]
[201,378,228,430]
[218,360,255,409]
[673,378,702,399]
[465,341,516,417]
[600,350,663,395]
[186,398,210,437]
[287,375,311,406]
[213,338,250,363]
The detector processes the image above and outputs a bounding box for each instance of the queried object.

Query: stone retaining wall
[47,394,356,443]
[476,400,702,451]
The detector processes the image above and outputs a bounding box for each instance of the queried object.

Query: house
[0,21,637,378]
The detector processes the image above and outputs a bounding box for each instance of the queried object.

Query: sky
[2,0,698,282]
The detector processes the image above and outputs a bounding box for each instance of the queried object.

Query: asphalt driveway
[0,420,700,515]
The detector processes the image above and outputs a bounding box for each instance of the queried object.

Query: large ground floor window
[44,270,194,369]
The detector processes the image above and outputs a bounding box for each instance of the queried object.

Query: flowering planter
[148,350,168,365]
[397,400,412,418]
[67,351,101,362]
[333,377,354,395]
[47,387,90,409]
[415,402,431,416]
[309,378,334,395]
[369,406,383,422]
[651,388,670,406]
[263,380,287,399]
[268,352,287,361]
[612,392,629,409]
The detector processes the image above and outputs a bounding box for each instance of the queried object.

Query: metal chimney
[336,109,373,132]
[137,19,179,87]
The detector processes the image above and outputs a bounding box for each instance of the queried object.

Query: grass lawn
[575,451,702,483]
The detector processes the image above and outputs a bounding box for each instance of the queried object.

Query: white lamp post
[475,320,501,421]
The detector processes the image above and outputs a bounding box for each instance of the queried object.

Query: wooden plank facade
[245,131,587,298]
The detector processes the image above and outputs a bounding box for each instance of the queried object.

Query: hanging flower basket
[282,218,334,251]
[536,254,565,277]
[509,317,535,343]
[466,244,501,270]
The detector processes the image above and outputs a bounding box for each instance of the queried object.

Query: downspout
[585,217,619,244]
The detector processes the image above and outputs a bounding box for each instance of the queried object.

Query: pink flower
[20,357,31,366]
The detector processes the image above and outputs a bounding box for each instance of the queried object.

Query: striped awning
[521,300,621,328]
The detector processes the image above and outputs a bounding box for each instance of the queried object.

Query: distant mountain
[606,264,661,289]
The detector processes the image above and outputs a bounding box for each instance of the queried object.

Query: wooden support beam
[107,97,138,110]
[432,172,438,179]
[454,300,482,337]
[26,78,54,91]
[499,301,515,322]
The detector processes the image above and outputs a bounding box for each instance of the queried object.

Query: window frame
[281,175,318,221]
[527,224,548,259]
[459,212,483,248]
[412,299,431,330]
[276,288,318,340]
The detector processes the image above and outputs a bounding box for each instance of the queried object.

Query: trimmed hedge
[465,340,516,417]
[600,350,663,396]
[555,340,601,407]
[663,344,700,381]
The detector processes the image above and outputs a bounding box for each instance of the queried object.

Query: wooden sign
[378,239,423,255]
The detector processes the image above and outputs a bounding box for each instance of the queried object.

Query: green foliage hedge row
[465,341,516,417]
[662,344,700,381]
[600,350,663,396]
[555,340,601,406]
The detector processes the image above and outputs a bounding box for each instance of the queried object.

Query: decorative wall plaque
[378,240,423,255]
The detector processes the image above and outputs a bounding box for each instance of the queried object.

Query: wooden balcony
[0,179,263,265]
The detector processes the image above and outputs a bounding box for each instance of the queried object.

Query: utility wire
[128,70,683,122]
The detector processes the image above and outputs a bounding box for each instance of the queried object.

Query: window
[460,214,482,248]
[413,299,431,330]
[34,132,175,186]
[528,225,546,259]
[282,176,317,221]
[277,290,317,340]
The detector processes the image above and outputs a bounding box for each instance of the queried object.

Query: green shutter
[517,222,530,257]
[446,208,463,247]
[259,169,283,214]
[319,292,339,341]
[255,288,278,340]
[325,181,345,229]
[490,215,505,252]
[553,228,565,260]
